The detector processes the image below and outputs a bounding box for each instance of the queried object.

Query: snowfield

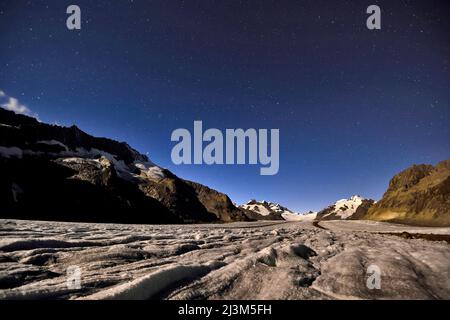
[0,219,449,300]
[320,195,366,220]
[240,200,317,221]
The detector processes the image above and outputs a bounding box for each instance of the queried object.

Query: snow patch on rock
[322,195,364,219]
[0,146,23,159]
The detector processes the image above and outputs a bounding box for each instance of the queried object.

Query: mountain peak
[239,199,317,222]
[316,195,372,221]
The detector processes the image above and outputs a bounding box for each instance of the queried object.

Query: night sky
[0,0,449,212]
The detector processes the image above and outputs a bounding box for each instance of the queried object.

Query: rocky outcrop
[184,181,251,222]
[0,155,179,224]
[0,108,247,224]
[137,171,219,223]
[363,160,450,226]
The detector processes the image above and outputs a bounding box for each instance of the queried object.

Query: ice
[0,219,449,300]
[81,264,211,300]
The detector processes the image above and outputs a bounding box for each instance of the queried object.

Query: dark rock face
[138,171,219,223]
[241,208,284,221]
[0,155,180,224]
[0,108,248,224]
[364,159,450,226]
[348,199,376,220]
[184,181,251,222]
[315,205,335,221]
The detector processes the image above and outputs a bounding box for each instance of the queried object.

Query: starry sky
[0,0,449,212]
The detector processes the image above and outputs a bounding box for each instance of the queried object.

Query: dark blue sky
[0,0,449,212]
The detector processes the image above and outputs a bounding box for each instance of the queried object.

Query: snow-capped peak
[240,200,317,221]
[325,195,365,219]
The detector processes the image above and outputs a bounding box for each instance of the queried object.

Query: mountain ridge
[0,108,250,224]
[1,108,449,226]
[315,195,375,221]
[239,199,317,221]
[362,159,450,226]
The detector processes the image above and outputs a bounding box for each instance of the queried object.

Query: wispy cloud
[0,89,38,119]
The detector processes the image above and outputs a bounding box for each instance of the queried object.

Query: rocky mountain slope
[0,108,250,224]
[184,181,250,222]
[362,160,450,226]
[2,108,448,226]
[315,195,375,221]
[239,200,285,220]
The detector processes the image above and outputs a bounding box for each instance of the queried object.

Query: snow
[58,151,165,182]
[241,203,271,216]
[64,149,165,180]
[0,142,166,183]
[0,238,99,252]
[37,140,69,151]
[241,200,316,221]
[61,148,124,167]
[320,220,450,235]
[241,200,294,217]
[0,146,23,159]
[61,157,101,165]
[81,264,211,300]
[134,161,166,180]
[282,211,317,221]
[0,123,18,129]
[1,219,448,300]
[323,195,364,219]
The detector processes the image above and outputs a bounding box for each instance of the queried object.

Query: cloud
[3,97,33,115]
[0,89,38,119]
